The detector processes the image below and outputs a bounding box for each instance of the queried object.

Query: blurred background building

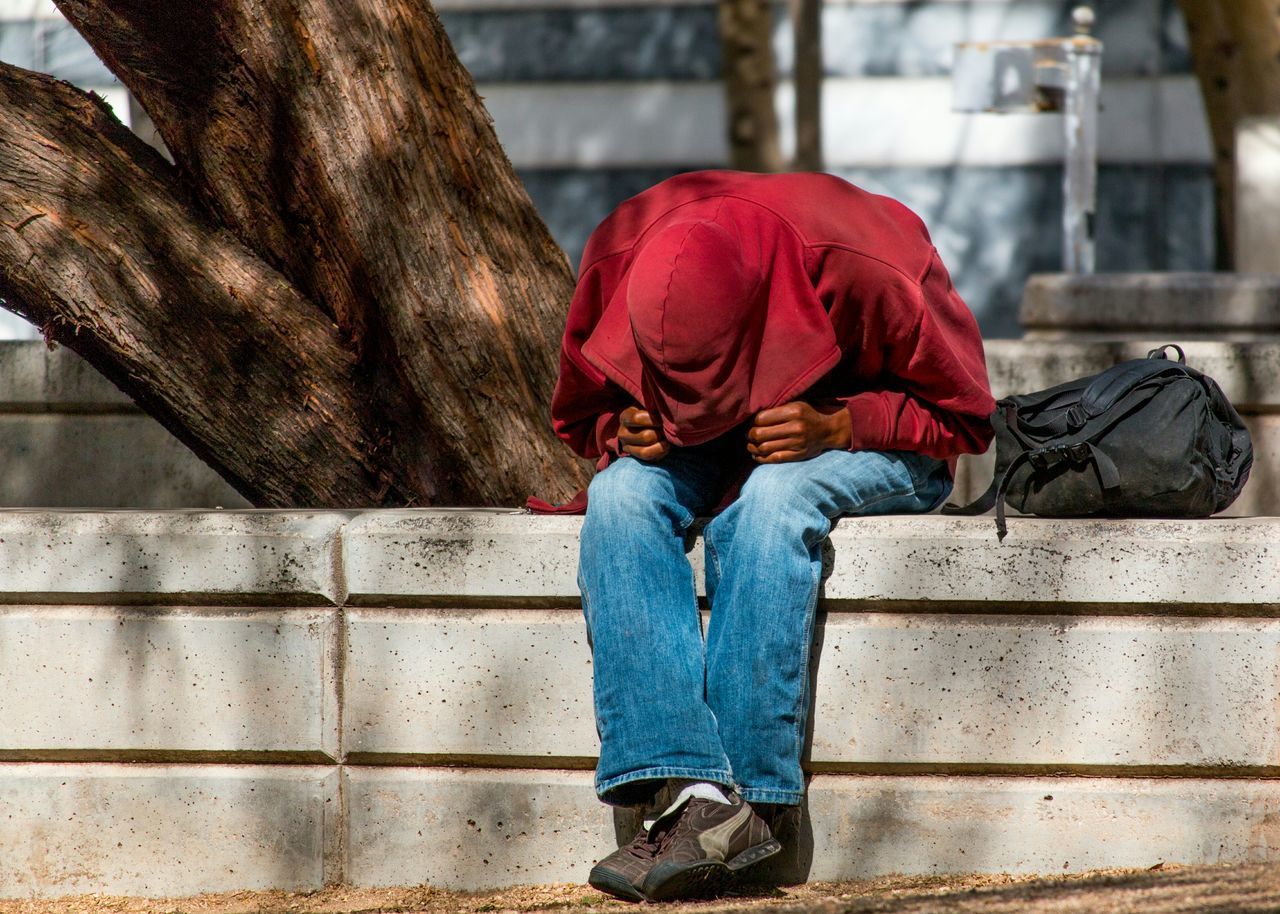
[0,0,1213,340]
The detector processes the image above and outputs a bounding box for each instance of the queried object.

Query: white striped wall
[482,76,1210,169]
[0,0,1214,340]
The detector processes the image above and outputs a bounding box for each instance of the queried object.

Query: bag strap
[945,440,1120,541]
[942,405,1014,517]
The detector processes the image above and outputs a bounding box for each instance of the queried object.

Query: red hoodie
[547,171,994,495]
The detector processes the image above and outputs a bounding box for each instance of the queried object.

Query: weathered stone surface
[343,767,614,889]
[807,614,1280,768]
[0,608,339,759]
[0,763,338,897]
[344,511,1280,609]
[341,510,590,604]
[342,768,1280,889]
[0,511,344,604]
[1237,117,1280,273]
[345,609,1280,768]
[344,608,596,761]
[982,339,1280,409]
[823,516,1280,608]
[0,342,132,409]
[798,775,1280,880]
[1020,273,1280,337]
[0,414,249,509]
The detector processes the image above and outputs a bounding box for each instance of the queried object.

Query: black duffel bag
[946,345,1253,540]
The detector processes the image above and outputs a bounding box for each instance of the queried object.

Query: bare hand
[747,401,851,463]
[618,406,671,461]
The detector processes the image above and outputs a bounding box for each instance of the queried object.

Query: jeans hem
[597,766,735,806]
[738,787,804,806]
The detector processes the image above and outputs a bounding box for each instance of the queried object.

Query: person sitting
[544,170,995,902]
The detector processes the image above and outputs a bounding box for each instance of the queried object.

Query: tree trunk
[1177,0,1280,266]
[0,66,394,506]
[790,0,822,172]
[718,0,783,172]
[0,0,590,507]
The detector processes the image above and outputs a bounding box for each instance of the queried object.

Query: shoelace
[622,830,662,860]
[650,799,707,855]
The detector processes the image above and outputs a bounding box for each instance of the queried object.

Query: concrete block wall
[5,339,1276,514]
[4,510,1280,898]
[0,343,248,509]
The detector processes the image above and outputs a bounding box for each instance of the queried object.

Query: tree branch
[0,63,407,507]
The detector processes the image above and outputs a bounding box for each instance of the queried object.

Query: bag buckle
[1028,442,1093,471]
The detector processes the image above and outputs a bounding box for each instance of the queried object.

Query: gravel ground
[3,863,1278,914]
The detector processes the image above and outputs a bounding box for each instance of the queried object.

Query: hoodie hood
[580,199,841,446]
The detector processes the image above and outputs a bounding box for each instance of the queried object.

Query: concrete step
[1020,274,1280,339]
[345,608,1280,769]
[0,763,338,897]
[0,342,248,509]
[346,769,1280,890]
[2,510,1279,897]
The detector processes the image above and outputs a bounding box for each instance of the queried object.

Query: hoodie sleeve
[830,249,995,460]
[550,255,632,461]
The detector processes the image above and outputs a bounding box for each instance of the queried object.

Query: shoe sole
[587,864,647,903]
[639,837,782,902]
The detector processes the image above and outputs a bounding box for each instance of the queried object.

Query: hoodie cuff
[595,410,623,458]
[840,393,891,451]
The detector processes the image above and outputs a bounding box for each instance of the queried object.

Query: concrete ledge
[345,768,614,890]
[343,769,1280,888]
[800,774,1280,880]
[0,343,133,412]
[0,415,249,509]
[344,512,1280,610]
[0,764,338,897]
[345,609,1280,768]
[0,608,339,759]
[3,509,1280,897]
[342,509,585,604]
[982,339,1280,410]
[826,516,1280,608]
[1021,273,1280,338]
[0,511,345,605]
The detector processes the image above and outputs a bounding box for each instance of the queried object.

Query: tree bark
[718,0,783,172]
[1177,0,1280,265]
[0,0,591,507]
[0,65,394,506]
[790,0,822,172]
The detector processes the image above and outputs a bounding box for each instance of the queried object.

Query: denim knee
[734,464,826,525]
[584,457,692,535]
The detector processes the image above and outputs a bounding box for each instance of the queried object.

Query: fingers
[746,420,804,445]
[749,402,817,463]
[618,426,664,449]
[618,406,669,461]
[748,438,806,461]
[622,440,671,461]
[752,402,807,427]
[620,407,660,431]
[751,448,805,464]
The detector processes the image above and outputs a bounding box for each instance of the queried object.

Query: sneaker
[637,792,781,901]
[587,827,660,902]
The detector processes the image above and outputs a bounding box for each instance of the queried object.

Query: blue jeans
[578,443,951,807]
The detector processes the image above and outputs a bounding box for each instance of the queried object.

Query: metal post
[951,5,1103,274]
[1062,7,1102,273]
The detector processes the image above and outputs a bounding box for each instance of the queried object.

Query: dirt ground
[3,863,1278,914]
